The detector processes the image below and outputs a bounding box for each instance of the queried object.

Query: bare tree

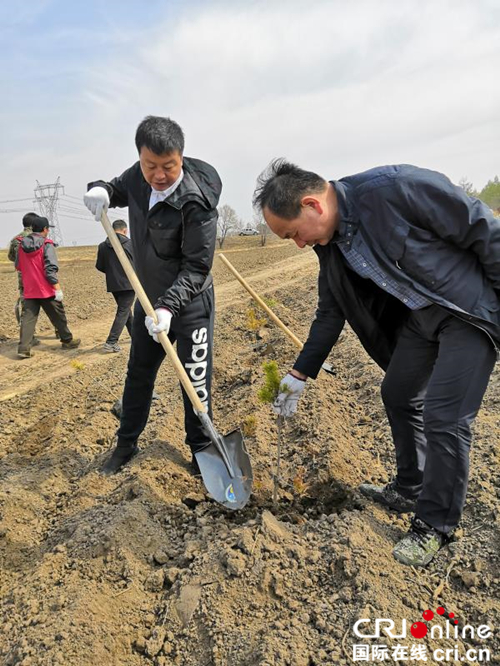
[217,204,238,248]
[235,215,246,232]
[459,177,476,197]
[254,211,268,247]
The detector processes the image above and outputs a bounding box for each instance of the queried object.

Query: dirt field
[1,237,499,666]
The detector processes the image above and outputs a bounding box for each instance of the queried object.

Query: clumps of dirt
[1,243,500,665]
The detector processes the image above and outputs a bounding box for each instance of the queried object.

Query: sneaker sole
[359,486,417,513]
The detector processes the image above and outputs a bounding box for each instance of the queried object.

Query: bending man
[254,160,499,567]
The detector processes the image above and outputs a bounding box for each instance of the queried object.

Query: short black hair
[253,159,327,219]
[31,217,51,232]
[135,116,185,155]
[112,219,127,232]
[22,212,40,228]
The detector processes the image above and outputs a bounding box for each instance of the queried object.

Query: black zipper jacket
[293,165,500,379]
[96,234,134,293]
[88,156,222,315]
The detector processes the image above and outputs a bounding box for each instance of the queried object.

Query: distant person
[16,216,81,358]
[9,212,59,341]
[9,213,42,328]
[96,219,135,352]
[254,160,500,567]
[84,115,221,475]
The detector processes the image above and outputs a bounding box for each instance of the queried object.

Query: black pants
[117,287,214,453]
[106,290,134,344]
[19,298,74,353]
[17,279,57,335]
[381,305,496,534]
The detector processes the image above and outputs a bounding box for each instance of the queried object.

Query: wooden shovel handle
[100,212,206,413]
[218,253,304,350]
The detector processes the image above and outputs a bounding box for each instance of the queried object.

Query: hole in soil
[298,478,351,514]
[201,477,353,527]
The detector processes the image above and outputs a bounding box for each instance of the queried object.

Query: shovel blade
[195,429,253,510]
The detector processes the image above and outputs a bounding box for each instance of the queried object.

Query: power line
[0,197,36,204]
[63,193,86,202]
[58,213,96,221]
[59,196,128,219]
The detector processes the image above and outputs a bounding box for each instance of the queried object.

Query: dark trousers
[16,279,57,335]
[117,287,214,453]
[381,305,496,534]
[19,298,73,352]
[106,290,135,344]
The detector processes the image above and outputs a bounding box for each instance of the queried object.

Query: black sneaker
[110,399,122,420]
[359,480,417,513]
[393,516,447,567]
[61,337,81,350]
[101,444,139,475]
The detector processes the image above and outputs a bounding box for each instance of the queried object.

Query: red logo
[410,607,459,639]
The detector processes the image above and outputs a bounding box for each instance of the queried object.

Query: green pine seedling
[257,296,279,311]
[247,307,267,335]
[258,360,290,506]
[258,360,281,404]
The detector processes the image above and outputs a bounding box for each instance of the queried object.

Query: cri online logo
[353,607,493,641]
[410,607,458,639]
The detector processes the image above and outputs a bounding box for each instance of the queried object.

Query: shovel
[100,212,253,510]
[218,254,335,375]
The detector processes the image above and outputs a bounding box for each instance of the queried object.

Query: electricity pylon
[34,177,64,246]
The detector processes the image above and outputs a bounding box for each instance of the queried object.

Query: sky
[1,0,499,247]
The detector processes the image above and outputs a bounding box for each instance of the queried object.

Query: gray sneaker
[103,342,121,353]
[359,480,417,513]
[393,517,446,567]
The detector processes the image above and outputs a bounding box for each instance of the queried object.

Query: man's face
[263,199,334,248]
[139,146,183,191]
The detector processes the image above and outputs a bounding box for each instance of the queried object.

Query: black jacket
[294,165,500,379]
[88,157,222,315]
[96,234,134,292]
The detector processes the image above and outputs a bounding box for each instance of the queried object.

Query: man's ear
[301,196,323,215]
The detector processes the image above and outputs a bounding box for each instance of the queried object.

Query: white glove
[145,308,172,343]
[54,289,64,302]
[83,186,110,221]
[272,373,306,418]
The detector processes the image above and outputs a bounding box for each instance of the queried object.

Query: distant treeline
[460,176,500,212]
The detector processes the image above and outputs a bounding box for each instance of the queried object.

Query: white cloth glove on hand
[145,308,172,343]
[83,186,110,221]
[54,289,64,302]
[272,372,306,418]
